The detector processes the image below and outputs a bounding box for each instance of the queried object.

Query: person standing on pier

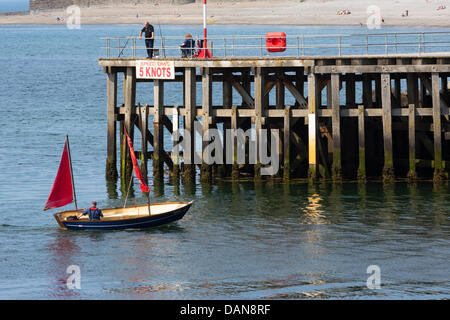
[139,21,155,58]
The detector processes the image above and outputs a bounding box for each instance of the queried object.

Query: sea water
[0,24,449,299]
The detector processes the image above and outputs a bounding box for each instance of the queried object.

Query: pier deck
[99,50,450,186]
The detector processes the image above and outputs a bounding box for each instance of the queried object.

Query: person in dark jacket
[79,201,103,221]
[139,21,154,58]
[180,33,195,58]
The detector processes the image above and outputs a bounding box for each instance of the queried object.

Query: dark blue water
[0,25,449,299]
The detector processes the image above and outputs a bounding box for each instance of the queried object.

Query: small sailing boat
[44,134,192,230]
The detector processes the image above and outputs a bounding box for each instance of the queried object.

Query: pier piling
[100,52,450,189]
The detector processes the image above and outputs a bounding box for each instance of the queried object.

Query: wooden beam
[123,67,136,183]
[432,72,444,181]
[357,105,366,181]
[254,67,266,179]
[419,74,450,121]
[346,73,355,107]
[153,79,164,182]
[308,72,319,181]
[363,74,373,108]
[331,74,342,181]
[381,73,394,182]
[139,103,148,184]
[201,67,213,182]
[315,64,450,74]
[231,79,255,109]
[276,74,285,109]
[183,67,196,181]
[171,106,180,180]
[106,71,118,180]
[283,105,291,180]
[283,80,308,108]
[407,103,417,180]
[231,105,239,180]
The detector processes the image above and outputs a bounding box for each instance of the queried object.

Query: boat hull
[55,202,192,231]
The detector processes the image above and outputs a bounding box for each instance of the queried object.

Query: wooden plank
[314,64,450,74]
[231,105,239,180]
[254,67,266,179]
[241,69,251,108]
[407,103,417,180]
[223,70,232,109]
[432,72,443,179]
[123,67,136,182]
[363,74,373,108]
[283,80,308,108]
[375,74,382,107]
[283,105,291,180]
[139,103,148,184]
[171,106,180,180]
[419,74,450,121]
[183,67,196,181]
[357,105,366,180]
[295,68,304,108]
[106,71,118,179]
[307,72,319,181]
[231,79,255,108]
[331,74,342,180]
[161,115,173,134]
[153,79,164,182]
[327,80,332,109]
[201,67,212,181]
[346,73,355,107]
[381,73,394,182]
[276,74,285,109]
[407,74,418,109]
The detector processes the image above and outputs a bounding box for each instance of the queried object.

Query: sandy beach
[0,0,450,27]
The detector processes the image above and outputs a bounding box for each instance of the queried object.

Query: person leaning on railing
[180,33,195,58]
[139,21,154,58]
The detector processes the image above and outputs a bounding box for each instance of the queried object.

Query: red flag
[124,126,151,193]
[44,139,74,210]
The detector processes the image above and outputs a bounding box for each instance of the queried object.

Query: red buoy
[266,32,286,53]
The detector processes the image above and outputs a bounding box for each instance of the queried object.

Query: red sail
[124,127,151,193]
[44,140,74,210]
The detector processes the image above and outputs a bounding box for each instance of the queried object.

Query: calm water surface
[0,24,449,299]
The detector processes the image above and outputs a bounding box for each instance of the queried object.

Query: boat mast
[66,135,78,210]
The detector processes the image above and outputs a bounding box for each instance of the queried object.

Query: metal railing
[101,32,450,58]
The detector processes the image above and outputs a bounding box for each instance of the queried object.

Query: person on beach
[78,201,103,221]
[139,21,155,58]
[180,33,195,58]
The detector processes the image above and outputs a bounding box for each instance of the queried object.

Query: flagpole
[203,0,207,51]
[66,135,78,210]
[198,0,212,58]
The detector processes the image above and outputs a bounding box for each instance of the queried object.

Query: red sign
[136,60,175,80]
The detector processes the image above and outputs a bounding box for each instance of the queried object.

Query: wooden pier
[98,54,450,187]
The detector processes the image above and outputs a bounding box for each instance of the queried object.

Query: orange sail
[44,136,77,210]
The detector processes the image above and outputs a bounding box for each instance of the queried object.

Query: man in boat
[139,21,154,58]
[78,201,103,221]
